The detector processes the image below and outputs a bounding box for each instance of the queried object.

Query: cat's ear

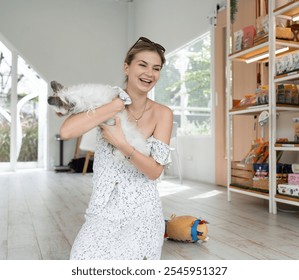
[50,81,64,93]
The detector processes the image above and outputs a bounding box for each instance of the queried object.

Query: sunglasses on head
[129,37,165,53]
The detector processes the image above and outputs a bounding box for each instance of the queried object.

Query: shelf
[229,105,269,115]
[230,104,299,115]
[228,40,299,63]
[274,0,299,18]
[275,142,299,151]
[229,185,269,199]
[276,39,299,49]
[275,194,299,206]
[229,42,269,62]
[276,104,299,111]
[275,71,299,83]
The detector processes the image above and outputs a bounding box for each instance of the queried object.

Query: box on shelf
[242,25,256,49]
[276,27,293,40]
[276,54,299,76]
[277,184,299,197]
[252,162,269,191]
[252,174,287,192]
[234,30,243,51]
[288,173,299,185]
[276,84,299,105]
[292,163,299,173]
[231,161,254,188]
[252,177,269,191]
[256,15,268,38]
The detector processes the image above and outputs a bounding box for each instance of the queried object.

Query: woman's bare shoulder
[150,100,173,117]
[150,100,173,144]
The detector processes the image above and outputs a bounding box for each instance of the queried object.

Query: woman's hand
[99,116,127,149]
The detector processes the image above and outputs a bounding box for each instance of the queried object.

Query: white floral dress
[70,129,171,260]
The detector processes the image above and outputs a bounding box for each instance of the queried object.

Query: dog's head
[48,81,74,116]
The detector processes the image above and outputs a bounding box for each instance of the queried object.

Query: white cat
[48,81,150,159]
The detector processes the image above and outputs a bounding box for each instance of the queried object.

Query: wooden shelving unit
[271,0,299,213]
[226,0,299,213]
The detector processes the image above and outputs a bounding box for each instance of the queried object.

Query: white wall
[0,0,223,184]
[0,0,129,85]
[132,0,222,52]
[0,0,129,169]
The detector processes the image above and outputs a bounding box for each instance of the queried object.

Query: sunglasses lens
[155,43,165,52]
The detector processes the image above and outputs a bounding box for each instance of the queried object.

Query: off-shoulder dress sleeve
[147,136,172,166]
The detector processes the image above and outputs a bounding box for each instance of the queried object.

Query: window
[17,55,47,164]
[153,32,212,136]
[0,39,47,170]
[0,41,11,163]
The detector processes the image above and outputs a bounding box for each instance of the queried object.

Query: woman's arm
[60,98,125,140]
[101,105,173,180]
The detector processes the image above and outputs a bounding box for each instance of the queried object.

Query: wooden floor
[0,169,299,260]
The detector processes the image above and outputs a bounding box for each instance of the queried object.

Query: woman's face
[124,50,162,93]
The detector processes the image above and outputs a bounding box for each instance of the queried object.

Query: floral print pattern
[70,130,171,260]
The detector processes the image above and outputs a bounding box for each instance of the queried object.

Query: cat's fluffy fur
[48,81,149,159]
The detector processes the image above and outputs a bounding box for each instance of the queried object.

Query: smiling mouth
[140,78,152,84]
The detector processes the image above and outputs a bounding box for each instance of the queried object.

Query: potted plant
[231,0,238,23]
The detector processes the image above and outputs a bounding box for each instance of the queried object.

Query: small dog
[48,81,150,159]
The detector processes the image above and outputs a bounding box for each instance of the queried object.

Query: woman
[60,37,173,260]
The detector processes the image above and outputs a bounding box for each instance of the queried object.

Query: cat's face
[47,81,74,116]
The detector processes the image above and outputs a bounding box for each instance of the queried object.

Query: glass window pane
[182,108,211,136]
[153,32,212,136]
[155,55,182,107]
[185,34,211,109]
[17,55,43,162]
[0,41,12,163]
